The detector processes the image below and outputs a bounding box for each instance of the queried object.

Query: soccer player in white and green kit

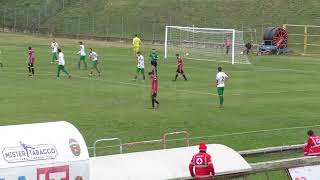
[216,66,229,108]
[77,41,87,70]
[88,48,100,76]
[133,51,145,80]
[50,39,59,64]
[56,48,71,79]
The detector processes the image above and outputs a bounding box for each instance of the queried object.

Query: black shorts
[151,60,157,67]
[176,69,184,74]
[152,92,157,98]
[28,63,34,67]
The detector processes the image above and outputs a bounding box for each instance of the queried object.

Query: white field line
[87,124,320,150]
[0,70,316,97]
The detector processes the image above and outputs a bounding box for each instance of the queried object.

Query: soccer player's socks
[31,67,34,75]
[78,62,81,69]
[183,74,187,80]
[154,99,159,105]
[174,74,178,80]
[84,61,87,69]
[143,75,145,80]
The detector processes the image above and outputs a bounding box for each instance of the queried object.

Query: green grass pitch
[0,32,320,159]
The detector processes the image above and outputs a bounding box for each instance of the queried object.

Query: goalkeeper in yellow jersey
[132,34,142,56]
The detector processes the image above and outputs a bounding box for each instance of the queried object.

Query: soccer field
[0,32,320,158]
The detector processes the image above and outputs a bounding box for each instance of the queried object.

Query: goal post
[164,26,250,64]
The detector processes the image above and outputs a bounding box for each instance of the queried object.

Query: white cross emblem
[196,157,203,165]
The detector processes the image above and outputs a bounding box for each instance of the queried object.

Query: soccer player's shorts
[176,68,184,74]
[80,55,86,61]
[52,52,58,61]
[152,92,157,98]
[133,46,139,55]
[217,87,225,96]
[92,60,98,68]
[136,68,144,73]
[151,60,157,67]
[28,63,34,67]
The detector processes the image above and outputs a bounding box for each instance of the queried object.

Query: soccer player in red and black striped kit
[27,46,35,76]
[149,71,159,108]
[173,54,187,81]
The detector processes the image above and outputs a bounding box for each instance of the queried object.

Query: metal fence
[0,2,274,43]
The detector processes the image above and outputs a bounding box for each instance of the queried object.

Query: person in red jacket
[189,142,215,179]
[304,130,320,156]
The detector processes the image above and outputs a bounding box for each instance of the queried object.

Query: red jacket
[189,152,215,179]
[304,134,320,156]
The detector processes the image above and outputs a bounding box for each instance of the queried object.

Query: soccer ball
[185,53,189,56]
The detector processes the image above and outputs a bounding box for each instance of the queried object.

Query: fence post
[77,16,80,39]
[152,21,155,43]
[14,8,17,31]
[26,8,29,29]
[38,9,41,33]
[3,8,5,32]
[92,15,94,36]
[106,16,110,37]
[121,16,124,41]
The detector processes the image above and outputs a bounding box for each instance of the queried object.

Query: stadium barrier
[93,138,122,157]
[89,124,320,157]
[163,131,190,149]
[91,131,190,156]
[239,144,305,157]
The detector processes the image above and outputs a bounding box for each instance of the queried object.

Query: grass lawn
[0,32,320,160]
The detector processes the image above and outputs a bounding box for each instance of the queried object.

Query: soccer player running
[88,48,101,76]
[173,54,187,81]
[133,51,145,80]
[216,67,229,108]
[50,39,59,64]
[132,34,142,56]
[77,41,87,70]
[56,48,71,79]
[27,46,35,77]
[149,71,159,108]
[149,48,158,75]
[225,35,231,55]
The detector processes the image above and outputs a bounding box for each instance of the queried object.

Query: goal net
[165,26,250,64]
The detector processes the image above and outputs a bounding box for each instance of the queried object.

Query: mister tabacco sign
[2,141,58,163]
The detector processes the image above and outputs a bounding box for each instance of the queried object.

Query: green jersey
[149,52,158,61]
